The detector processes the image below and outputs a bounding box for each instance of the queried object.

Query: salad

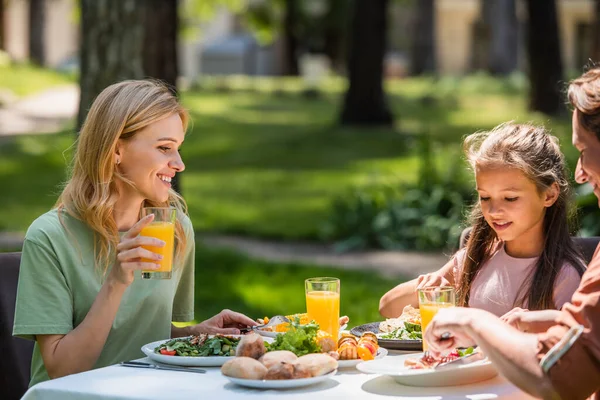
[154,334,241,357]
[379,321,422,340]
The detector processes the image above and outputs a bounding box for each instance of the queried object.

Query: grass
[193,244,401,326]
[0,72,582,239]
[0,63,75,97]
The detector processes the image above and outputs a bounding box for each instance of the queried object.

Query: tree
[340,0,393,126]
[282,0,299,75]
[29,0,46,66]
[410,0,435,75]
[525,0,563,116]
[78,0,145,129]
[592,0,600,63]
[0,0,5,50]
[483,0,518,75]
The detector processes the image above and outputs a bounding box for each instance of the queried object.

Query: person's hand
[424,307,479,357]
[500,307,529,330]
[415,272,451,291]
[108,214,165,287]
[191,309,258,335]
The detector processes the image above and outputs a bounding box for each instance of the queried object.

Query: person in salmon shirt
[379,123,586,319]
[424,68,600,399]
[12,80,257,387]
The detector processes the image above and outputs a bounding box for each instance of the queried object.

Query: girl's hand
[108,214,165,287]
[424,307,479,357]
[500,307,529,330]
[191,309,258,335]
[415,272,451,291]
[501,309,562,333]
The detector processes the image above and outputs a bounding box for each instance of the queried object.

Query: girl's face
[572,110,600,206]
[115,113,185,204]
[475,167,558,247]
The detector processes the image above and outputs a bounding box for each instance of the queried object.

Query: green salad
[154,335,241,357]
[266,317,322,356]
[380,321,422,340]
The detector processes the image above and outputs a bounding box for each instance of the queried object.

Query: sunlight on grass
[0,64,75,97]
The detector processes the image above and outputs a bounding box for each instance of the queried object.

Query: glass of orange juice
[305,277,340,340]
[140,207,176,280]
[418,286,455,351]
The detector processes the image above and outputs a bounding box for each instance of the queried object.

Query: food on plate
[236,333,267,359]
[222,356,268,379]
[266,320,322,356]
[316,330,337,352]
[154,334,241,357]
[258,314,350,333]
[379,305,422,333]
[357,332,379,361]
[294,353,338,377]
[404,347,475,369]
[337,334,358,360]
[264,362,295,380]
[259,350,297,369]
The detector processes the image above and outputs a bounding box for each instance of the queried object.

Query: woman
[424,69,600,399]
[12,80,256,386]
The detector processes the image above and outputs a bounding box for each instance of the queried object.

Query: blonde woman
[13,80,255,386]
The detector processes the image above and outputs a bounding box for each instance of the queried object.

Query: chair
[458,227,600,265]
[0,252,34,400]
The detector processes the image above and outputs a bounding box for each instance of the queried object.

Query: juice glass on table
[305,277,340,341]
[417,286,456,351]
[140,207,176,280]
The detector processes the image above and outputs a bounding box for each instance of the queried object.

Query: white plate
[356,352,497,387]
[141,335,273,367]
[224,369,337,389]
[338,347,388,369]
[256,324,348,338]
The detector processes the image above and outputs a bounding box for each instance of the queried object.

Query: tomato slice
[160,348,177,356]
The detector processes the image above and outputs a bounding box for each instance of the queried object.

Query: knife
[120,360,206,374]
[434,351,485,370]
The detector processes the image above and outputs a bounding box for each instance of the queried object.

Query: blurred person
[424,68,600,400]
[12,80,256,386]
[379,123,585,318]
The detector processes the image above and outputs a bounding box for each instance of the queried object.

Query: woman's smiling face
[116,113,185,203]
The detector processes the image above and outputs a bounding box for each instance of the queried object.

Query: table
[22,352,535,400]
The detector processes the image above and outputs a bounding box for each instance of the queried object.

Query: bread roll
[221,357,267,380]
[264,362,295,380]
[292,363,312,379]
[294,353,338,377]
[259,350,297,369]
[235,333,266,359]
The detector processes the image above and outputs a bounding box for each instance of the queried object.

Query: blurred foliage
[576,185,600,237]
[0,63,75,97]
[322,134,474,252]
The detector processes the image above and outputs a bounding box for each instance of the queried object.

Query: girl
[13,80,256,386]
[379,123,586,318]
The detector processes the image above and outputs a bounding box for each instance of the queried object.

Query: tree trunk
[0,0,5,50]
[78,0,145,129]
[593,0,600,63]
[484,0,518,75]
[282,0,299,75]
[526,0,563,116]
[410,0,435,75]
[340,0,393,126]
[143,0,181,193]
[29,0,46,66]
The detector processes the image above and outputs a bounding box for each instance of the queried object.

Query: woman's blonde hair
[568,66,600,140]
[56,80,190,275]
[458,123,585,310]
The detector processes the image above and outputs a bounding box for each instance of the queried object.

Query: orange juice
[420,302,454,351]
[140,221,175,275]
[306,291,340,340]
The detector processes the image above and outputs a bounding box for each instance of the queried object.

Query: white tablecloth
[22,352,535,400]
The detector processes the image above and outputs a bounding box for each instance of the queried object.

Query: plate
[257,324,348,339]
[350,322,422,351]
[224,369,337,389]
[338,347,388,369]
[141,335,273,367]
[356,352,497,387]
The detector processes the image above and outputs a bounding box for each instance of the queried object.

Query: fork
[422,331,451,359]
[240,315,290,333]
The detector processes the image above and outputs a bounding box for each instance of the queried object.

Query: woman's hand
[415,272,451,291]
[500,307,529,330]
[423,307,479,357]
[501,308,561,333]
[108,214,165,287]
[191,309,258,335]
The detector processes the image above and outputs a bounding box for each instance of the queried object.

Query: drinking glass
[140,207,176,280]
[418,286,456,351]
[305,277,340,339]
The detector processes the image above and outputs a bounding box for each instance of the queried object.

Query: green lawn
[194,244,401,326]
[0,73,580,238]
[0,64,75,97]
